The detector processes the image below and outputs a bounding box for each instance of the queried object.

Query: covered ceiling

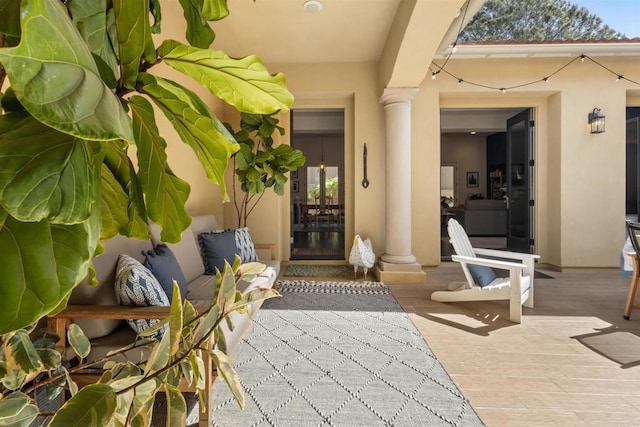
[160,0,480,87]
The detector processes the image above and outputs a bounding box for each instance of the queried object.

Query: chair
[624,221,640,319]
[431,218,540,323]
[295,199,311,227]
[314,195,334,226]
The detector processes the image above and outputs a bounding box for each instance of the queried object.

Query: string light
[428,1,639,93]
[429,53,640,93]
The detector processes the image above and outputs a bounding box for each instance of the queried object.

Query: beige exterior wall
[416,56,639,268]
[153,52,639,270]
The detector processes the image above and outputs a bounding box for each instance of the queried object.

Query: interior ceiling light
[304,0,323,13]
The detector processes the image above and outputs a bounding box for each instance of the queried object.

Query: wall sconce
[588,108,606,134]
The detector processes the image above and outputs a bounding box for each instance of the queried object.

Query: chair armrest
[474,248,540,262]
[451,254,526,272]
[254,243,276,260]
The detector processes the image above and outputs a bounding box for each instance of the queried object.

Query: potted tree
[226,113,306,228]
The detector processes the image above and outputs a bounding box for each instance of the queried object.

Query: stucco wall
[149,6,640,269]
[416,55,639,268]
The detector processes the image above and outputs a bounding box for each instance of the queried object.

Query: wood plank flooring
[388,265,640,426]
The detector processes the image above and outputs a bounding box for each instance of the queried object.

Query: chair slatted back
[447,218,477,287]
[447,218,475,257]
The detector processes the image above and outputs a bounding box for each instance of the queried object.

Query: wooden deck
[388,265,640,426]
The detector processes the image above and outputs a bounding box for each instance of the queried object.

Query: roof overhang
[434,41,640,59]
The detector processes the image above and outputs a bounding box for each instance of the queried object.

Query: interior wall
[293,133,345,205]
[440,134,487,204]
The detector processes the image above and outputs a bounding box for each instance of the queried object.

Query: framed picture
[292,181,299,193]
[466,172,479,188]
[291,169,298,179]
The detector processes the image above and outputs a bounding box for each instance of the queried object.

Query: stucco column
[380,88,417,264]
[374,88,425,284]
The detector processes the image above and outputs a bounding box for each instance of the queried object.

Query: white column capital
[380,87,419,106]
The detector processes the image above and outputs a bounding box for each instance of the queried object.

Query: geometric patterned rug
[207,280,484,426]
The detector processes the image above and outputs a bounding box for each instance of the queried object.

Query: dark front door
[506,109,534,253]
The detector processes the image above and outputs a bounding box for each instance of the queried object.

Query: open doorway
[290,109,345,260]
[626,107,640,222]
[440,107,536,259]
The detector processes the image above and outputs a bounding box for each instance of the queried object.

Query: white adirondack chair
[431,218,540,323]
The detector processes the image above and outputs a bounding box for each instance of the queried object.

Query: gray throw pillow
[198,230,238,275]
[143,244,188,302]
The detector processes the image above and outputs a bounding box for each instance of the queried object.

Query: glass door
[307,166,340,228]
[506,109,534,253]
[289,108,345,260]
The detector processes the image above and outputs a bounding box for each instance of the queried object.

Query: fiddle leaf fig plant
[226,112,306,227]
[0,0,292,332]
[0,0,291,424]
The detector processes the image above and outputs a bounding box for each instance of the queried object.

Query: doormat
[284,264,357,278]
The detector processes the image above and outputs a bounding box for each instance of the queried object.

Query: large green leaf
[112,0,156,89]
[210,349,244,409]
[169,282,183,356]
[99,163,131,241]
[138,74,239,201]
[202,0,229,21]
[67,323,91,359]
[0,116,101,224]
[0,392,38,427]
[129,95,191,244]
[0,207,100,334]
[177,0,215,49]
[66,0,119,83]
[0,0,21,37]
[1,330,43,389]
[0,0,132,142]
[49,383,117,427]
[157,40,294,114]
[165,384,187,426]
[102,142,148,240]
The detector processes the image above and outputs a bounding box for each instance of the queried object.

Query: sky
[570,0,640,37]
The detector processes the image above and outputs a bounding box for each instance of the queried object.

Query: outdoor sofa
[47,214,279,426]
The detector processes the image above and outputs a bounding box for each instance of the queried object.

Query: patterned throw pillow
[114,254,169,338]
[234,227,258,263]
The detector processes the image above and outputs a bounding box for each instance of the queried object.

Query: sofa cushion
[149,223,205,283]
[198,230,238,275]
[69,234,153,339]
[114,254,169,338]
[191,215,218,235]
[143,244,188,303]
[186,274,216,301]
